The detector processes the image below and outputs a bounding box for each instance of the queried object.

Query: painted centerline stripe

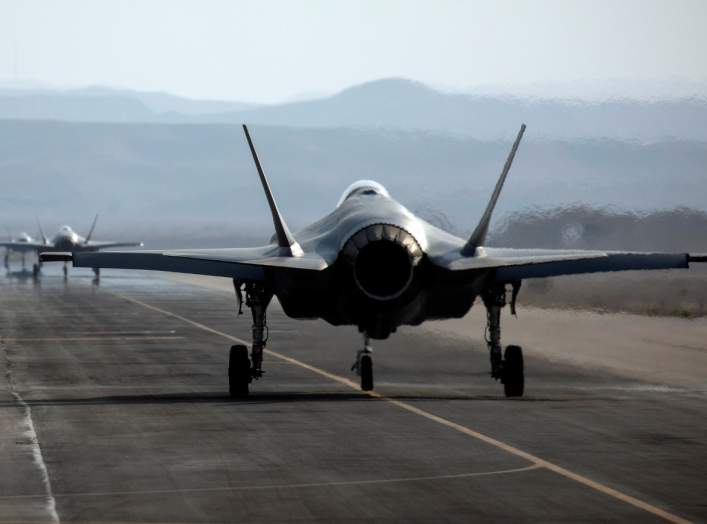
[110,291,692,524]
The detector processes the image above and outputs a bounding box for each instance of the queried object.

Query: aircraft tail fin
[242,125,302,257]
[84,214,99,243]
[36,218,49,245]
[461,124,526,256]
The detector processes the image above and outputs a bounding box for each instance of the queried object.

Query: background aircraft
[2,228,42,270]
[43,125,706,397]
[4,216,142,277]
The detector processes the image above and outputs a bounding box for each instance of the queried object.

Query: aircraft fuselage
[272,193,486,338]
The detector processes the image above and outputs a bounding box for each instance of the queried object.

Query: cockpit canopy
[59,225,74,234]
[336,180,391,208]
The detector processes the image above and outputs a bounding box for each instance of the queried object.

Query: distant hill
[0,120,705,245]
[1,78,706,142]
[0,86,257,122]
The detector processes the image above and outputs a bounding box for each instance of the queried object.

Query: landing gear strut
[229,281,273,397]
[63,262,68,279]
[482,283,524,397]
[351,334,374,391]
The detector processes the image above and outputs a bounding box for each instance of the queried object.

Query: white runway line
[9,391,60,523]
[3,344,60,523]
[0,464,542,500]
[0,464,543,500]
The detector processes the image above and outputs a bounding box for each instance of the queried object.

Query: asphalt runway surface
[1,267,705,523]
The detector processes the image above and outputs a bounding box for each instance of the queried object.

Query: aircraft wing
[438,247,697,281]
[42,247,328,280]
[81,241,144,250]
[0,241,46,253]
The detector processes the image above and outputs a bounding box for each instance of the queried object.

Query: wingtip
[689,253,707,263]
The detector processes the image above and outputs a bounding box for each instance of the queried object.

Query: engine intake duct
[341,224,423,301]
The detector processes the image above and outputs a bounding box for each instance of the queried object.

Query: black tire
[503,345,524,398]
[360,354,374,391]
[228,344,251,398]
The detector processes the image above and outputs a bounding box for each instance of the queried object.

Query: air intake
[341,224,423,301]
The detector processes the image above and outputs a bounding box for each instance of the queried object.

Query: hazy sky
[1,0,706,103]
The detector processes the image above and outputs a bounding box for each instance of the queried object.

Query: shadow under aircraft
[4,217,142,278]
[42,125,707,398]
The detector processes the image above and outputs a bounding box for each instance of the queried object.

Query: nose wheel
[351,336,374,391]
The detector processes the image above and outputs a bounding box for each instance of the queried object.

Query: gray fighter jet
[4,216,142,278]
[2,229,42,271]
[42,125,706,397]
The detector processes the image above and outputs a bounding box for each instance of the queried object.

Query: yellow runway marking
[112,291,692,524]
[0,464,542,500]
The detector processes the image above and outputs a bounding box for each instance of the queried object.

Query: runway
[1,267,705,523]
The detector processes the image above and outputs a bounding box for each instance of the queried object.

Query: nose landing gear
[482,283,525,398]
[351,335,374,391]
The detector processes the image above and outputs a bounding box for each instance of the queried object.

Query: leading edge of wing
[82,241,144,250]
[67,247,328,279]
[492,251,690,281]
[0,241,46,252]
[163,248,328,270]
[439,248,609,272]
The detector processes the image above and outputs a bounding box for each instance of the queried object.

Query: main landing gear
[482,282,524,397]
[351,335,374,391]
[228,281,273,398]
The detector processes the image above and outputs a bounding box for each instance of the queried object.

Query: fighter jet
[42,125,706,397]
[2,229,42,271]
[4,216,142,277]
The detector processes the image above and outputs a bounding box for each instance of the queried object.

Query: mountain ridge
[2,77,706,142]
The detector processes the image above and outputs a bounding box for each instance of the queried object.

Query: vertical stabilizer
[461,124,526,256]
[36,218,49,245]
[242,125,303,257]
[85,214,99,243]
